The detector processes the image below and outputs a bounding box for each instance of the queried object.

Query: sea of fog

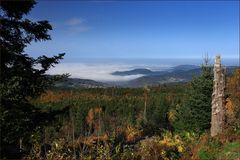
[47,58,238,82]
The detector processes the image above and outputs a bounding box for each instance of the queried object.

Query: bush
[135,131,185,160]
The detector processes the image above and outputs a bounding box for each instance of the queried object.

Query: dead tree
[211,55,226,137]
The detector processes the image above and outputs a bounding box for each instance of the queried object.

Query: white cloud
[47,63,146,82]
[65,17,89,33]
[66,18,84,26]
[71,26,90,32]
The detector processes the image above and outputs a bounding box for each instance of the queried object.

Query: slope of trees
[27,75,240,159]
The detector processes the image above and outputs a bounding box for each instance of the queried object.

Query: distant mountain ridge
[125,68,200,87]
[170,65,200,71]
[53,65,238,88]
[112,68,153,76]
[111,65,200,76]
[55,77,106,88]
[122,66,237,87]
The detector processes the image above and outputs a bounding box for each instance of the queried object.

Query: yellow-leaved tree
[226,68,240,129]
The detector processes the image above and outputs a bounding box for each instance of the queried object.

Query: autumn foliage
[226,69,240,129]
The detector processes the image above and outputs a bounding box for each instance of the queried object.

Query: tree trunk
[211,55,225,137]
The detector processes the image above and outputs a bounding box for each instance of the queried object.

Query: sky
[25,0,239,60]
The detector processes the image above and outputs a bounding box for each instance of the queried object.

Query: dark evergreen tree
[0,0,65,146]
[173,59,213,133]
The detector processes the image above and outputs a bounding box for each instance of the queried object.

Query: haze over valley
[49,58,238,88]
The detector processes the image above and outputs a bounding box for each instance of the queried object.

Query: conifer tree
[0,0,65,145]
[173,58,213,133]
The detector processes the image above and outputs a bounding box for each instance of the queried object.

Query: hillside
[121,66,238,87]
[111,65,200,76]
[112,68,154,76]
[55,77,107,88]
[29,68,240,160]
[125,68,200,87]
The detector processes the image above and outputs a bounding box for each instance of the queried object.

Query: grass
[216,142,240,160]
[197,135,240,160]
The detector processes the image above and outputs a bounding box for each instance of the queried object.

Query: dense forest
[1,1,240,160]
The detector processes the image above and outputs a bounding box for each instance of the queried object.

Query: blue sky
[25,1,239,60]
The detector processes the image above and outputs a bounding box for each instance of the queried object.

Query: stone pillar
[211,55,225,137]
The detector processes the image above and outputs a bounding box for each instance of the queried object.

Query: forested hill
[55,77,107,88]
[112,65,199,76]
[113,65,237,87]
[112,68,154,76]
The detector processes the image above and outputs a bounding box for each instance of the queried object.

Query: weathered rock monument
[211,55,226,137]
